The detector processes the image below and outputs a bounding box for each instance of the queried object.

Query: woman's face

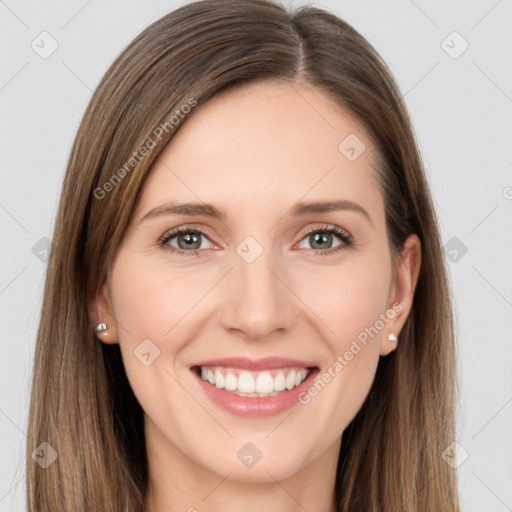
[93,80,420,484]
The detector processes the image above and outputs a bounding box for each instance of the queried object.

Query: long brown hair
[26,0,461,510]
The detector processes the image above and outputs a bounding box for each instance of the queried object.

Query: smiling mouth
[191,365,316,398]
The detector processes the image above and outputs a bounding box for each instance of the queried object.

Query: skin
[90,79,421,512]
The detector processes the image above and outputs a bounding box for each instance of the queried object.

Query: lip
[191,356,315,371]
[190,357,319,418]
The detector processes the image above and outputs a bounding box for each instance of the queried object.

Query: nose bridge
[221,237,296,339]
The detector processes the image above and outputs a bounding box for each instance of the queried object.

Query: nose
[220,245,297,341]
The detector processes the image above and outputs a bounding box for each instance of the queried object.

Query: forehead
[133,80,383,223]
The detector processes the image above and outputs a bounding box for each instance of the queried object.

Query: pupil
[311,232,331,249]
[179,233,200,249]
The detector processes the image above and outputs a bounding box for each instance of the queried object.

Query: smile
[196,366,311,397]
[190,357,319,418]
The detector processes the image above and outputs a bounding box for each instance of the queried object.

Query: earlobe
[95,321,115,344]
[380,234,422,356]
[89,284,119,344]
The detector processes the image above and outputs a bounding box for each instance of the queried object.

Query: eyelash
[157,224,353,257]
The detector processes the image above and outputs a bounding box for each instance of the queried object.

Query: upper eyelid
[162,225,217,245]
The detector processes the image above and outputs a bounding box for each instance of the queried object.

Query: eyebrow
[139,199,372,226]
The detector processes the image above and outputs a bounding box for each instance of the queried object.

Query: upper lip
[191,356,317,371]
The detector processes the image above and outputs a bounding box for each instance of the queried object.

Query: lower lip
[192,368,319,418]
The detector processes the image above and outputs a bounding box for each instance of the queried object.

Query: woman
[26,0,461,510]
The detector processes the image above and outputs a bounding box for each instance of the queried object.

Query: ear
[88,283,119,345]
[380,234,421,356]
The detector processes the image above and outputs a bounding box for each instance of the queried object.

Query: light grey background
[1,1,511,510]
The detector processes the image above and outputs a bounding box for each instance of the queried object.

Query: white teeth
[214,370,225,389]
[255,372,274,393]
[285,370,296,390]
[198,366,311,394]
[274,372,286,391]
[238,372,255,393]
[225,372,237,391]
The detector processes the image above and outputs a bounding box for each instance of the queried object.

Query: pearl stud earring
[96,322,108,335]
[388,333,397,343]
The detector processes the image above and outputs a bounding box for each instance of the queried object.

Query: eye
[158,227,215,256]
[295,224,353,255]
[158,224,353,256]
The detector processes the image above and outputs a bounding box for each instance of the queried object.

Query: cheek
[295,254,392,353]
[297,256,390,406]
[108,256,209,432]
[110,256,209,352]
